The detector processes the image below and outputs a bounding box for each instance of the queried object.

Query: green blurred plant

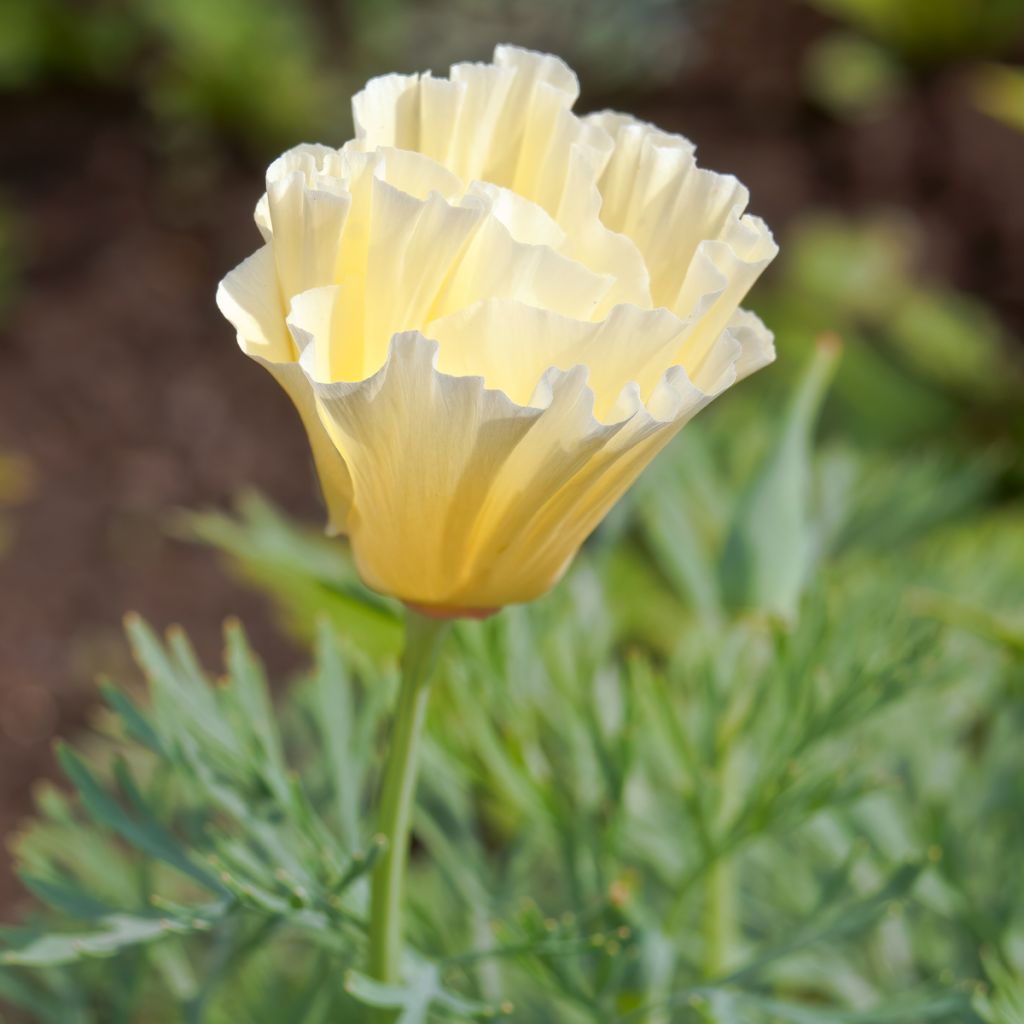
[802,32,906,119]
[802,0,1024,120]
[757,214,1024,462]
[976,950,1024,1023]
[807,0,1024,66]
[971,62,1024,133]
[177,492,401,659]
[0,0,140,90]
[137,0,345,150]
[0,0,696,152]
[0,0,339,150]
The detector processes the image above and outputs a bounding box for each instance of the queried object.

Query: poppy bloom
[218,45,777,615]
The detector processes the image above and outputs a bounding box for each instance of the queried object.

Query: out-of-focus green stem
[703,743,740,978]
[703,854,738,978]
[367,610,449,999]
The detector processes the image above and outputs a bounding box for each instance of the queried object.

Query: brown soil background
[1,0,1022,916]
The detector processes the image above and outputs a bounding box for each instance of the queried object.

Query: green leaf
[911,588,1024,657]
[344,962,497,1022]
[99,681,166,756]
[721,337,841,621]
[703,988,969,1022]
[124,615,244,767]
[0,964,79,1020]
[976,948,1024,1023]
[636,436,724,624]
[722,860,924,984]
[178,492,402,658]
[2,913,198,967]
[16,875,113,922]
[223,618,292,805]
[312,619,364,853]
[55,743,225,895]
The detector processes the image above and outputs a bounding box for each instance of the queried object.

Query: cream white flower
[217,44,777,614]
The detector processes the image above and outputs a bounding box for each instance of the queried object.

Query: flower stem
[703,740,740,978]
[703,854,737,978]
[367,609,450,989]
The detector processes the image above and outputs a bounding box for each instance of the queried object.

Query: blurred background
[0,0,1022,925]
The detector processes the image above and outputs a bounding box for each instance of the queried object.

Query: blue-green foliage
[3,324,1022,1021]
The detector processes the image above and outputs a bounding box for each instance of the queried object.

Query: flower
[217,45,778,614]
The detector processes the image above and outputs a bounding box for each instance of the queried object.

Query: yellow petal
[463,180,566,249]
[354,46,579,186]
[424,298,774,420]
[429,215,613,324]
[300,328,542,606]
[351,73,422,148]
[725,308,776,385]
[258,359,354,536]
[284,170,620,378]
[216,250,353,533]
[361,180,483,373]
[370,146,465,201]
[216,243,293,363]
[287,296,757,609]
[587,111,778,322]
[350,46,651,312]
[424,299,690,420]
[265,170,351,303]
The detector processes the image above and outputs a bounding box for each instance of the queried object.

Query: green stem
[703,741,740,978]
[703,855,737,978]
[367,610,450,989]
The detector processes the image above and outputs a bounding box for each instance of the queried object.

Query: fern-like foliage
[3,345,1022,1022]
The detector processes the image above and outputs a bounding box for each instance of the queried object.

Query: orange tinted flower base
[405,602,499,621]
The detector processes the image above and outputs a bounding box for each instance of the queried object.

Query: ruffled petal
[264,169,352,304]
[256,359,354,535]
[353,47,580,191]
[216,244,293,362]
[429,217,613,326]
[350,45,652,312]
[294,325,688,606]
[286,292,759,608]
[423,299,690,420]
[586,111,777,323]
[216,255,353,533]
[726,308,776,384]
[463,180,565,248]
[299,327,545,606]
[299,333,703,608]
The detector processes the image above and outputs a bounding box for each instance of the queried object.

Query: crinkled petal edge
[289,300,775,433]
